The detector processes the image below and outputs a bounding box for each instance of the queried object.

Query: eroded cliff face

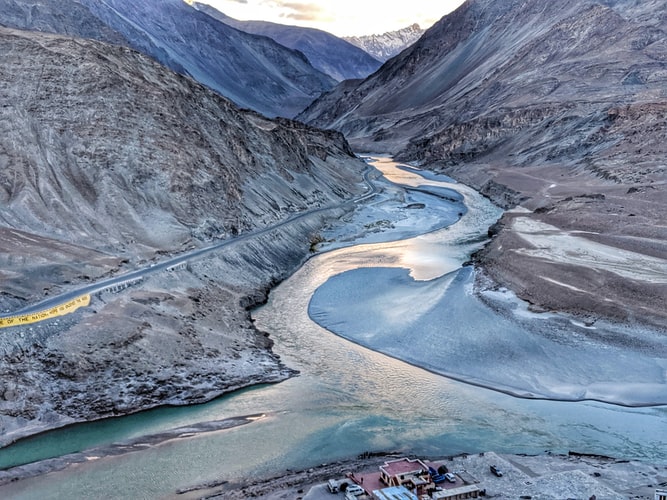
[0,27,359,281]
[0,27,366,444]
[0,0,128,45]
[299,0,667,328]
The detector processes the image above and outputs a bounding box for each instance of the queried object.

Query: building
[379,458,434,496]
[431,484,481,499]
[338,456,481,500]
[373,485,419,500]
[656,488,667,500]
[379,458,430,487]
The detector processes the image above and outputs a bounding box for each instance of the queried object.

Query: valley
[300,0,667,331]
[0,0,666,498]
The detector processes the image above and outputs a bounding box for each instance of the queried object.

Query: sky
[196,0,467,37]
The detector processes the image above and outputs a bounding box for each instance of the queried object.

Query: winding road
[0,164,379,324]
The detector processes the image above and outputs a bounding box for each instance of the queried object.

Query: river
[0,157,665,499]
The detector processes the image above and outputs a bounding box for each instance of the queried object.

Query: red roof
[381,458,429,477]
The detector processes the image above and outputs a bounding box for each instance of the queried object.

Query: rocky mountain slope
[0,0,335,117]
[300,0,667,328]
[343,23,424,62]
[191,2,382,82]
[0,26,366,444]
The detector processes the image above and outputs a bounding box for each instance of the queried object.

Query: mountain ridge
[0,0,336,117]
[191,2,382,82]
[343,23,425,62]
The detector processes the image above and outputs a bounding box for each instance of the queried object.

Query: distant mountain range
[0,0,336,117]
[344,23,425,61]
[0,0,428,115]
[191,2,382,82]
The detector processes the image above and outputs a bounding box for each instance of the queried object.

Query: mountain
[300,0,667,327]
[0,25,366,442]
[0,0,336,117]
[343,23,424,62]
[77,0,338,117]
[191,2,382,82]
[0,24,361,297]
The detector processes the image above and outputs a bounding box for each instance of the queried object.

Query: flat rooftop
[381,458,429,477]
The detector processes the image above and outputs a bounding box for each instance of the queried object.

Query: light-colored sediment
[510,217,667,284]
[474,181,667,330]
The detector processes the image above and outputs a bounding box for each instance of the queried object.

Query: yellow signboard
[0,294,91,329]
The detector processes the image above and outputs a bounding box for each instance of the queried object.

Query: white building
[372,485,419,500]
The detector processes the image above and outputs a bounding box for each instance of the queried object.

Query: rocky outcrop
[343,23,425,62]
[0,26,367,445]
[192,3,382,82]
[0,0,336,117]
[300,0,667,328]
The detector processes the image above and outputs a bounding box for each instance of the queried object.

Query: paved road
[1,165,379,318]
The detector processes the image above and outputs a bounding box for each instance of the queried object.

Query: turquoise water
[2,341,665,499]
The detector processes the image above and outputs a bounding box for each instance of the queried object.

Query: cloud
[208,0,248,8]
[267,1,325,22]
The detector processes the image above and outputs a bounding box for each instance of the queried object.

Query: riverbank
[0,199,356,448]
[309,158,667,407]
[177,450,667,499]
[437,159,667,332]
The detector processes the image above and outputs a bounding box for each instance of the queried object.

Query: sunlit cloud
[273,1,325,22]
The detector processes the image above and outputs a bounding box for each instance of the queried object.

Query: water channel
[0,157,665,499]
